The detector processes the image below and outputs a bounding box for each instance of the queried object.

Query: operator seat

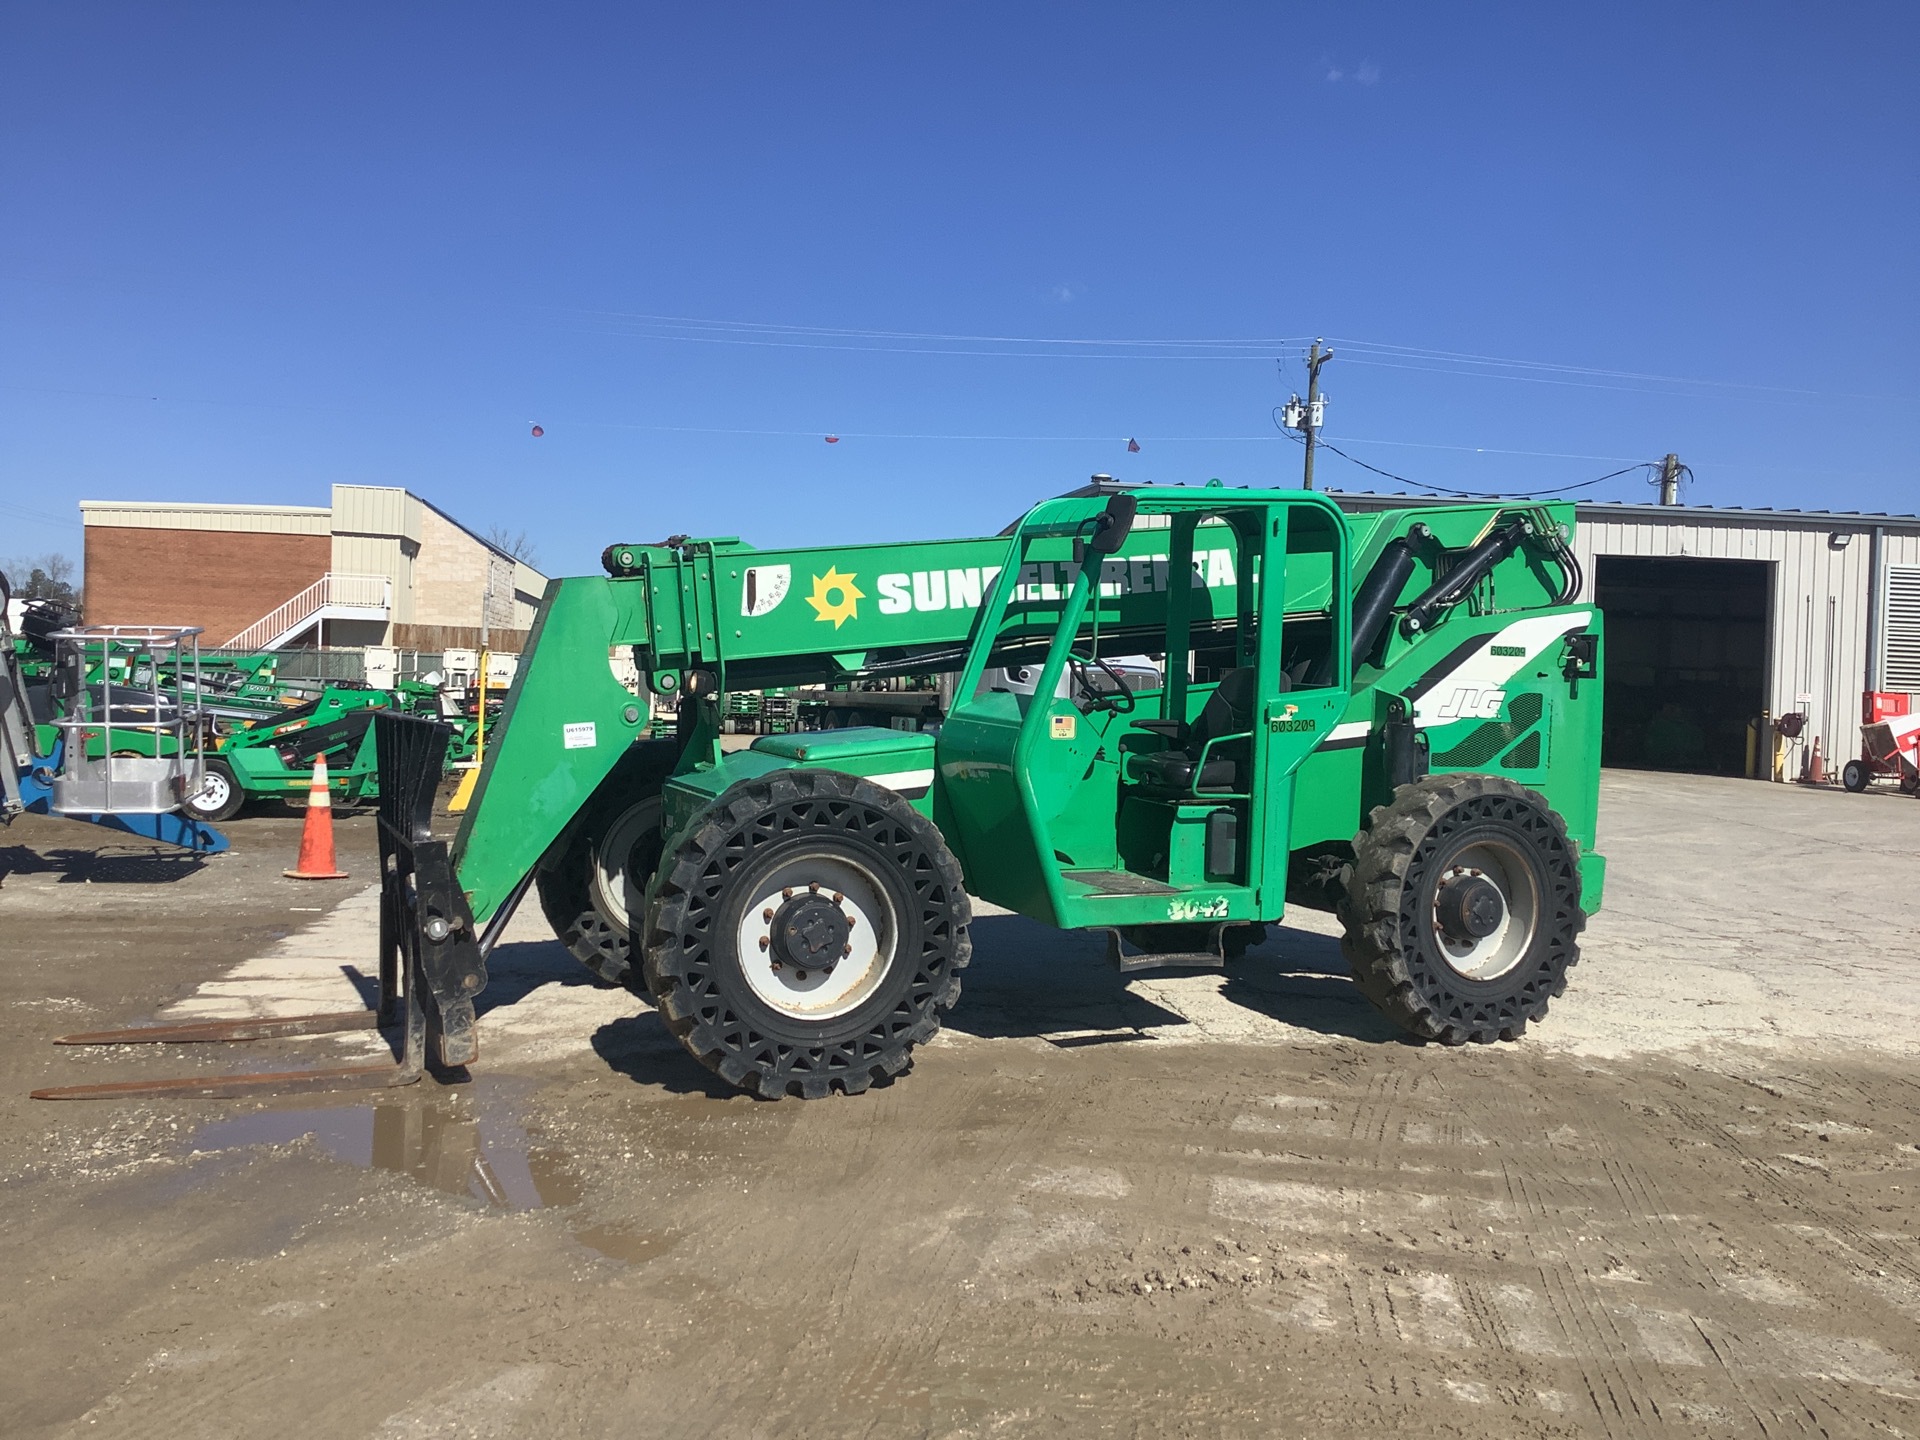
[1129,666,1273,794]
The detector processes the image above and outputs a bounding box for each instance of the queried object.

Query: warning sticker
[1050,714,1076,740]
[563,722,597,750]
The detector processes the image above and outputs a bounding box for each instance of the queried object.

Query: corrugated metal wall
[329,484,422,543]
[1887,565,1920,690]
[328,485,421,627]
[1571,513,1920,764]
[79,502,329,535]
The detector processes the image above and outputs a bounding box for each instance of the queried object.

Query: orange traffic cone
[285,754,349,880]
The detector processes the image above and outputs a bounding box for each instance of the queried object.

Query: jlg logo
[1435,687,1506,721]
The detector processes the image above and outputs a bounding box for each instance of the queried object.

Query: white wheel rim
[590,799,661,932]
[194,771,231,813]
[733,850,898,1021]
[1430,840,1539,982]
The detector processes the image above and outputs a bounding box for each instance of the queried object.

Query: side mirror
[1086,493,1138,557]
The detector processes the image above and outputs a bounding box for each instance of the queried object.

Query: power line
[548,322,1297,363]
[531,307,1906,401]
[1313,437,1656,499]
[1324,434,1652,464]
[1323,337,1834,396]
[0,497,74,526]
[543,308,1319,351]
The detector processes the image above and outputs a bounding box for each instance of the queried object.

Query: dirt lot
[2,773,1917,1439]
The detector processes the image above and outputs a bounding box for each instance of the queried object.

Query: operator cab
[936,487,1351,940]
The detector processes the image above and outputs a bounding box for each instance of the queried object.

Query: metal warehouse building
[1333,494,1920,778]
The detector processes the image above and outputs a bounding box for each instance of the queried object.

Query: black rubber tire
[186,759,246,823]
[1903,772,1920,797]
[643,768,971,1098]
[535,793,665,991]
[1338,773,1585,1046]
[1841,759,1871,793]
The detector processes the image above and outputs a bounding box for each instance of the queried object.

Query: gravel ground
[1,772,1916,1438]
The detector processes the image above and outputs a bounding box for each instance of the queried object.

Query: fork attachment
[375,711,488,1068]
[32,713,486,1100]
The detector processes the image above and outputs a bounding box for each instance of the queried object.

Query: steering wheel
[1068,653,1138,714]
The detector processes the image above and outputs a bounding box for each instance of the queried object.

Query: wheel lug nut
[782,888,794,900]
[845,915,856,929]
[842,944,852,956]
[795,969,808,981]
[762,907,774,922]
[832,891,844,903]
[771,960,782,970]
[808,882,820,894]
[758,936,769,950]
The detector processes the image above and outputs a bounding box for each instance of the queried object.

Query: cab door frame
[1251,497,1353,914]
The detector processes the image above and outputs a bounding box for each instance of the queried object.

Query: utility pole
[1658,453,1682,506]
[1281,340,1333,490]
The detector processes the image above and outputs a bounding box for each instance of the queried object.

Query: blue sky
[3,2,1915,577]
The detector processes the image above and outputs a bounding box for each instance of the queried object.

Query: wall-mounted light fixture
[1828,532,1852,551]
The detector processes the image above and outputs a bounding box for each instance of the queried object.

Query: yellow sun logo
[805,567,864,628]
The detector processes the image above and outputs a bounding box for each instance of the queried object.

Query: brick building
[82,485,546,652]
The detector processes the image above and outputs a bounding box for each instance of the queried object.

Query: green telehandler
[38,479,1605,1102]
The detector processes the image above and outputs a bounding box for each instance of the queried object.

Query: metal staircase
[223,573,391,651]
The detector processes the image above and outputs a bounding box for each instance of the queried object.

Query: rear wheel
[1339,774,1584,1045]
[1842,759,1871,793]
[535,794,664,990]
[644,768,971,1098]
[1903,772,1920,797]
[185,760,245,823]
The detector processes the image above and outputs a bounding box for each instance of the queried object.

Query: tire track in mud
[1577,1146,1842,1438]
[1494,1066,1920,1436]
[1202,1060,1576,1429]
[1497,1160,1672,1439]
[1202,1050,1918,1436]
[1364,1056,1666,1434]
[1489,1061,1842,1427]
[1663,1083,1920,1303]
[654,1067,1080,1439]
[1519,1064,1919,1435]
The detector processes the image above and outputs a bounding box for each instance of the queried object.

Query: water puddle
[191,1090,551,1208]
[187,1085,669,1264]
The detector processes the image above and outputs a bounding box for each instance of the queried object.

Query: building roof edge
[1323,491,1920,531]
[80,499,332,517]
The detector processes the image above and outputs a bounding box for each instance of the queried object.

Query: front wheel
[644,769,971,1098]
[1841,759,1871,793]
[1339,774,1585,1045]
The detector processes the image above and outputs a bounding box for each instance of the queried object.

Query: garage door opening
[1594,556,1770,775]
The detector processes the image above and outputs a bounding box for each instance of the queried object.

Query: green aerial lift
[182,685,393,821]
[37,480,1605,1102]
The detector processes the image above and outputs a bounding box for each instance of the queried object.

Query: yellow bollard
[446,650,489,814]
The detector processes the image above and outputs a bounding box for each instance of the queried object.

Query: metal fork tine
[54,1011,383,1046]
[30,711,472,1103]
[31,1059,421,1101]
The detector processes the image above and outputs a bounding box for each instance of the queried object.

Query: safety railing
[48,625,207,815]
[223,573,392,651]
